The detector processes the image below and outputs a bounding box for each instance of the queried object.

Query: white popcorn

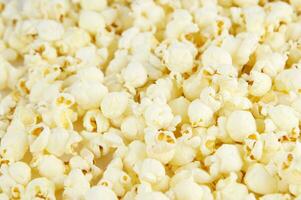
[35,155,65,180]
[268,105,299,132]
[68,80,108,110]
[171,142,196,166]
[8,162,31,185]
[46,128,82,157]
[173,179,213,200]
[64,169,90,200]
[0,130,28,162]
[163,41,195,74]
[202,45,232,69]
[265,2,293,29]
[28,124,50,154]
[206,144,243,175]
[168,96,190,124]
[244,163,278,195]
[226,110,256,142]
[83,109,109,133]
[80,0,107,11]
[135,191,169,200]
[188,99,213,127]
[79,10,105,34]
[134,158,165,184]
[132,0,165,30]
[75,46,105,65]
[121,116,145,140]
[84,186,118,200]
[75,67,104,83]
[143,101,174,129]
[183,74,210,101]
[249,71,272,97]
[37,20,64,41]
[24,178,56,200]
[122,61,148,88]
[260,194,292,200]
[101,92,128,119]
[145,78,174,101]
[243,6,265,36]
[123,141,147,170]
[275,68,301,92]
[144,129,176,164]
[216,173,252,200]
[165,9,198,39]
[57,27,91,54]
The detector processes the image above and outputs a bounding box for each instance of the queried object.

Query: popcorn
[46,128,82,156]
[143,100,174,129]
[134,158,165,184]
[0,129,28,162]
[275,68,301,92]
[68,80,108,110]
[244,163,278,195]
[84,186,118,200]
[36,20,64,41]
[100,92,128,119]
[216,173,254,200]
[80,0,107,12]
[34,155,65,182]
[188,99,213,127]
[226,110,256,142]
[24,178,56,200]
[172,179,213,200]
[165,9,198,39]
[234,0,259,7]
[168,96,190,124]
[249,71,272,97]
[183,74,209,101]
[267,105,299,132]
[135,191,169,200]
[0,64,7,90]
[122,61,148,89]
[63,169,90,200]
[205,144,243,175]
[8,162,31,185]
[163,41,195,74]
[202,45,232,70]
[79,10,105,34]
[1,0,301,199]
[28,123,50,154]
[83,109,109,133]
[121,116,145,140]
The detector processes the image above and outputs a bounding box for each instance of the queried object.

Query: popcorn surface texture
[1,0,301,199]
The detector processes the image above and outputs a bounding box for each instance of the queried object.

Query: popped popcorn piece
[84,186,117,200]
[268,105,299,132]
[244,163,278,195]
[188,99,213,127]
[205,144,243,175]
[163,41,195,74]
[226,110,256,142]
[100,92,128,119]
[79,10,105,34]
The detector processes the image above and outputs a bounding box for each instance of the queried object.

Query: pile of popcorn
[1,0,301,199]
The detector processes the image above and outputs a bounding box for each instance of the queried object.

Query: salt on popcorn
[1,0,301,199]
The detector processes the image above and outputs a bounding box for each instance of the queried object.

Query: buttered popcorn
[1,0,301,199]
